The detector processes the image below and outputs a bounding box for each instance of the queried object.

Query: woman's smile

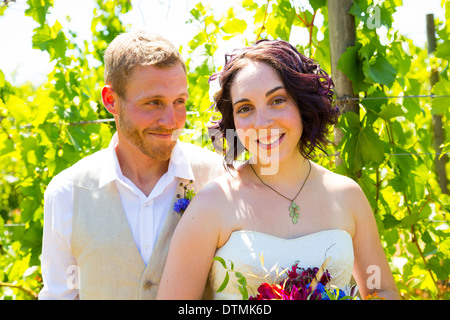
[257,132,285,149]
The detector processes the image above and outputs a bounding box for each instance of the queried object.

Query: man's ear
[101,85,118,115]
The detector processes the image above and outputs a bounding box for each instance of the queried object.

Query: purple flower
[173,198,191,213]
[283,265,331,293]
[173,181,196,215]
[286,263,299,278]
[289,283,322,300]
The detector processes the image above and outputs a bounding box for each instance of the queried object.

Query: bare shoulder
[312,162,369,217]
[181,170,238,230]
[314,162,361,193]
[189,176,229,211]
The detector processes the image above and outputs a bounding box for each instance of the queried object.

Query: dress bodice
[209,229,354,300]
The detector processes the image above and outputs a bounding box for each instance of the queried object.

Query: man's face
[116,63,188,161]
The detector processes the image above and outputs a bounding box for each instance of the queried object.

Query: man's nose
[158,104,176,129]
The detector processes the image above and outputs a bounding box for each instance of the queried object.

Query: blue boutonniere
[173,180,196,215]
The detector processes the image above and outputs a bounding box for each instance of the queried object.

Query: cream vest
[71,144,224,300]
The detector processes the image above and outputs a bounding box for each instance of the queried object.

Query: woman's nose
[253,107,275,129]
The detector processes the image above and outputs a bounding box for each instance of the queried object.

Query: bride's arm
[347,182,400,300]
[157,183,225,300]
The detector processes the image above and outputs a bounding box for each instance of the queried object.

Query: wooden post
[427,13,448,194]
[327,0,358,164]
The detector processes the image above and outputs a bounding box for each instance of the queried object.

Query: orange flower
[365,292,385,300]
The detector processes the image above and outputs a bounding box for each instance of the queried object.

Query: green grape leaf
[363,54,397,87]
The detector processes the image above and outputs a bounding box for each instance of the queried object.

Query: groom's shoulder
[177,141,226,185]
[45,148,108,200]
[46,149,108,189]
[66,148,109,176]
[178,141,223,166]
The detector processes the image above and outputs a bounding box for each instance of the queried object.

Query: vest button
[143,280,154,290]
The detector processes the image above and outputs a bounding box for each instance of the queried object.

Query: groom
[39,31,225,299]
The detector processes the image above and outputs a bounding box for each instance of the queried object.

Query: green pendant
[289,201,301,224]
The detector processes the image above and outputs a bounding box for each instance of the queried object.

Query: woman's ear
[101,85,117,115]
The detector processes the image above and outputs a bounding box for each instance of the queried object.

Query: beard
[118,110,178,161]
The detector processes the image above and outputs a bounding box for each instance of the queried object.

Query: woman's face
[230,60,303,169]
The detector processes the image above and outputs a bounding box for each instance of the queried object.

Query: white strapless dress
[209,229,354,300]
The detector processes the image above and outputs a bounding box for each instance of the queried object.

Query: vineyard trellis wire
[1,94,449,162]
[4,93,450,128]
[0,0,449,301]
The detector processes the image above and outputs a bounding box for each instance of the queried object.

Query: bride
[157,39,399,300]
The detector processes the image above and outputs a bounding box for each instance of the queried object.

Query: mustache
[143,127,183,141]
[143,127,176,135]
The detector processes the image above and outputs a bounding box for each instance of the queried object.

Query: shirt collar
[98,133,195,189]
[167,140,195,182]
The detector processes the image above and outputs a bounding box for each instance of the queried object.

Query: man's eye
[174,99,186,105]
[146,100,160,105]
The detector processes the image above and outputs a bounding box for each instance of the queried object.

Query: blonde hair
[104,30,186,98]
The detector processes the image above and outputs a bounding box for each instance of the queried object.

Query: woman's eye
[237,105,252,114]
[271,97,286,105]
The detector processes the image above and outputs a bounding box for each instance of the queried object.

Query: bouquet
[214,255,382,300]
[249,257,358,300]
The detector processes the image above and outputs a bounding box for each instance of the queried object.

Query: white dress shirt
[39,133,195,300]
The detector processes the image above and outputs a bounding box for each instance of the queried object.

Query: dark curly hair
[209,39,339,166]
